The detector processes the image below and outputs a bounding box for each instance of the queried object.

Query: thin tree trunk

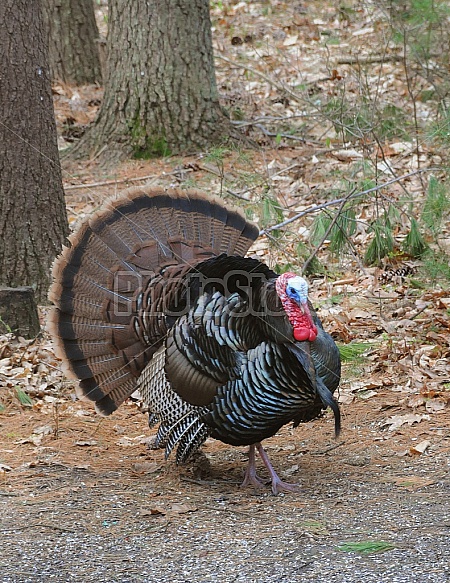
[0,0,69,304]
[73,0,236,162]
[42,0,102,85]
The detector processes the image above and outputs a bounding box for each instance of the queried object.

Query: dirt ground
[1,387,449,583]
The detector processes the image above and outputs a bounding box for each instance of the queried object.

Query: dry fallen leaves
[409,439,431,455]
[140,503,198,518]
[382,413,430,432]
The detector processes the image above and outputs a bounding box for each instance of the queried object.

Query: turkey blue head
[275,273,318,342]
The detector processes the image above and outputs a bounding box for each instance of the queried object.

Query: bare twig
[259,168,438,235]
[225,188,251,201]
[252,123,311,143]
[64,174,158,191]
[214,162,303,201]
[409,305,429,320]
[402,33,426,192]
[302,193,353,273]
[233,114,311,126]
[202,504,264,516]
[216,55,304,103]
[311,441,347,455]
[180,477,241,486]
[1,522,77,533]
[86,144,107,166]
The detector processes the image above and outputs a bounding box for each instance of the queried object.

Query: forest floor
[1,1,450,581]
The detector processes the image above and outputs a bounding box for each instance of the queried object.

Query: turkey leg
[241,443,267,489]
[256,443,301,495]
[241,442,300,495]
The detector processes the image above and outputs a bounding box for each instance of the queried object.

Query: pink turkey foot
[241,444,267,489]
[256,442,300,495]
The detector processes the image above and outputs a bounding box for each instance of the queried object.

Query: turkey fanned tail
[48,187,259,416]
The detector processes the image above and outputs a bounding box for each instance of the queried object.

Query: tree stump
[0,287,40,338]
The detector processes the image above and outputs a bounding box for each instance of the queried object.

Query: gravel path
[2,438,449,583]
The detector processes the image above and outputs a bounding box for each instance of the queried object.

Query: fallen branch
[233,114,311,126]
[252,123,310,143]
[337,54,403,65]
[311,441,347,455]
[1,522,77,533]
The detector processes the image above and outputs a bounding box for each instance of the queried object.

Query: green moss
[129,114,171,159]
[132,136,171,159]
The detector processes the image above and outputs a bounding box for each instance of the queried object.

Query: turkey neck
[252,279,299,343]
[189,255,296,342]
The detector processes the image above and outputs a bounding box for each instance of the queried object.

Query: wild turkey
[49,187,341,494]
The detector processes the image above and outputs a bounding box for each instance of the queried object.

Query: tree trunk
[0,288,40,339]
[42,0,102,85]
[73,0,235,162]
[0,0,69,304]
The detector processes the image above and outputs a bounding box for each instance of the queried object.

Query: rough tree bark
[73,0,235,162]
[42,0,102,85]
[0,288,40,338]
[0,0,69,304]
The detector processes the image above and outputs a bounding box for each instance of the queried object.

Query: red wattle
[309,327,318,341]
[277,274,318,342]
[294,326,318,342]
[294,328,310,341]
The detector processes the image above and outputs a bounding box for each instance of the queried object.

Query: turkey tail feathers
[316,377,341,438]
[49,187,259,416]
[286,342,341,438]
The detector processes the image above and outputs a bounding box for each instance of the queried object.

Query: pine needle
[338,541,395,554]
[338,342,373,362]
[402,217,428,257]
[364,219,394,265]
[15,388,33,407]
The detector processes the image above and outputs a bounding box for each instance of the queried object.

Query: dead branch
[260,168,438,235]
[337,55,403,65]
[216,55,304,103]
[64,174,158,191]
